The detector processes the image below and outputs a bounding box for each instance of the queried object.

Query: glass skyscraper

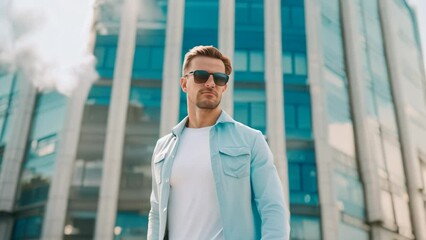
[1,0,426,239]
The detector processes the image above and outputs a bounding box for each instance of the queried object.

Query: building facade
[0,0,426,239]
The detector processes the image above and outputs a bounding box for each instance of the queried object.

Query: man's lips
[199,90,217,97]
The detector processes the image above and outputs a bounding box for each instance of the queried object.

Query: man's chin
[196,101,220,110]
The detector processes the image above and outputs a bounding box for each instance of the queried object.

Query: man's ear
[180,77,187,93]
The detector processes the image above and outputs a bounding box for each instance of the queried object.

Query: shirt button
[165,179,169,183]
[163,208,167,212]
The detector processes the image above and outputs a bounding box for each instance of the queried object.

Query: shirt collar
[172,110,235,137]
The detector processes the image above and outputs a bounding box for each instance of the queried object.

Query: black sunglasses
[184,70,229,86]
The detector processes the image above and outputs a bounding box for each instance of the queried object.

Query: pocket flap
[219,146,250,157]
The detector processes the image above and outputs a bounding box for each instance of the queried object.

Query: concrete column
[340,0,383,224]
[42,71,94,239]
[379,0,426,239]
[159,0,185,136]
[219,0,235,116]
[0,216,13,240]
[41,4,99,238]
[0,76,36,240]
[305,0,339,239]
[94,0,139,238]
[264,0,289,204]
[41,81,92,240]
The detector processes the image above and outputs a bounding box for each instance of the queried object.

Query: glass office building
[1,0,426,239]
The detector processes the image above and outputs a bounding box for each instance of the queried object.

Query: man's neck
[186,108,222,128]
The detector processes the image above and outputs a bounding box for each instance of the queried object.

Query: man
[148,45,290,240]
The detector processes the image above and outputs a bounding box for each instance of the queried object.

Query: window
[284,90,312,139]
[12,216,42,240]
[288,149,319,205]
[249,51,264,72]
[17,92,66,207]
[234,88,266,134]
[290,215,321,240]
[282,53,292,74]
[282,52,307,76]
[334,171,366,219]
[235,51,248,71]
[63,211,96,239]
[292,7,305,26]
[294,53,307,75]
[236,1,264,26]
[338,222,368,240]
[114,212,149,239]
[235,50,265,73]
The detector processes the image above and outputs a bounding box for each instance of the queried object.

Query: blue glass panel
[235,0,265,82]
[179,90,188,120]
[297,106,311,129]
[281,6,290,26]
[17,91,66,207]
[64,211,96,239]
[182,1,219,48]
[338,222,369,240]
[302,164,317,192]
[132,0,167,80]
[292,7,305,26]
[234,88,266,134]
[86,85,112,106]
[94,35,119,79]
[294,53,307,76]
[249,51,264,72]
[288,149,319,205]
[284,105,296,128]
[115,212,148,239]
[290,215,321,240]
[289,163,301,191]
[334,171,366,220]
[235,50,249,71]
[282,53,292,74]
[133,47,150,71]
[284,90,312,140]
[12,216,42,240]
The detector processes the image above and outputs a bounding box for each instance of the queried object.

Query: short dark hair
[182,45,232,76]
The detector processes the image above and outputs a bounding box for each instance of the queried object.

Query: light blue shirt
[147,111,290,240]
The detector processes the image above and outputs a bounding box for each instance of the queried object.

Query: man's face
[181,56,228,110]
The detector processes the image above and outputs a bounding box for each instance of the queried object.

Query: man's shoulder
[225,119,263,138]
[231,119,262,133]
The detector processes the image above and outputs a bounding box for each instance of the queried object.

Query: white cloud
[0,0,98,96]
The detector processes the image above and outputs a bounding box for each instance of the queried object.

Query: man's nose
[204,75,215,88]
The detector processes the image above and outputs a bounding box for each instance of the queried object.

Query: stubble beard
[196,99,221,109]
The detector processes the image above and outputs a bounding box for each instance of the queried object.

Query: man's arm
[250,131,291,240]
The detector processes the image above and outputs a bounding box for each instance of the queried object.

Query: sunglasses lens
[213,73,228,86]
[191,70,229,86]
[193,70,210,83]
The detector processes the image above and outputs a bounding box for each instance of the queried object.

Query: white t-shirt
[168,126,223,240]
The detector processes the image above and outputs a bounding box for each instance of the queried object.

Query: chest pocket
[153,152,166,184]
[219,146,250,178]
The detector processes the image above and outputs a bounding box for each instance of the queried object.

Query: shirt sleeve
[250,131,291,240]
[147,143,161,240]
